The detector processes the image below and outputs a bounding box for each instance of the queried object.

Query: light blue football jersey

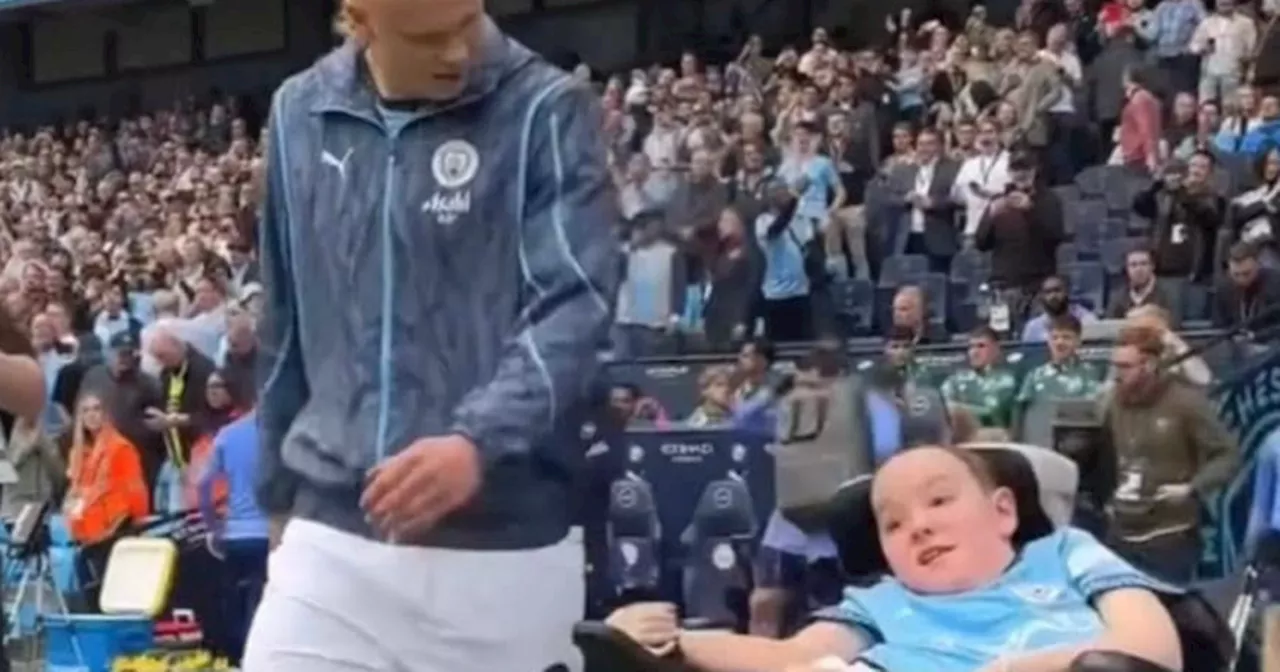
[814,528,1179,672]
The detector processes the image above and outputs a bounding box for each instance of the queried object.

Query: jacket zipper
[374,148,397,463]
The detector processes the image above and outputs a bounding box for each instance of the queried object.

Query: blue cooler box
[43,614,153,672]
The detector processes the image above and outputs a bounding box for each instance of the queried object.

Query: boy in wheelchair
[605,445,1186,672]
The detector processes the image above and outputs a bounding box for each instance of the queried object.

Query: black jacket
[975,187,1066,289]
[1133,184,1224,282]
[1213,267,1280,338]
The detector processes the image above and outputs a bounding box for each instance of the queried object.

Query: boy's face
[1048,328,1080,363]
[704,378,732,408]
[872,448,1018,595]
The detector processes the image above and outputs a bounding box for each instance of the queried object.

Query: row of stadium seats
[837,252,1214,338]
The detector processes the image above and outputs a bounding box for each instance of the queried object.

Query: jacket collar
[310,16,529,120]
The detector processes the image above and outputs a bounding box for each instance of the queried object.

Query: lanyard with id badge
[1115,455,1152,503]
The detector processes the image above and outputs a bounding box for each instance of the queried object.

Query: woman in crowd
[63,391,149,611]
[1233,147,1280,266]
[180,369,243,513]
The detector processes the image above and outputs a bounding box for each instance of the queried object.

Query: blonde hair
[698,365,734,391]
[66,394,102,482]
[1125,304,1172,332]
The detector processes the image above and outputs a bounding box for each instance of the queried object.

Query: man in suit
[890,127,961,274]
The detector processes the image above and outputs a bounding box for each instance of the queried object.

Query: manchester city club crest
[430,139,479,189]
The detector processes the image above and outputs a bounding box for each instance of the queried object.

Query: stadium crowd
[0,0,1279,667]
[0,95,265,664]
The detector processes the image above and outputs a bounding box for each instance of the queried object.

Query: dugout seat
[607,477,662,597]
[576,444,1236,672]
[680,477,758,629]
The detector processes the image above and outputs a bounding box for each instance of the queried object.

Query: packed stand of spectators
[0,98,269,665]
[603,0,1280,365]
[595,6,1272,609]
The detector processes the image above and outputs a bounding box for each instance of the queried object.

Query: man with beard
[975,154,1066,328]
[1020,274,1098,343]
[1104,324,1237,583]
[66,332,166,488]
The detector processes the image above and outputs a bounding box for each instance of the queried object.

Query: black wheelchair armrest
[574,622,700,672]
[1069,650,1174,672]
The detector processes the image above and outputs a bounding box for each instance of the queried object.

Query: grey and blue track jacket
[255,20,619,550]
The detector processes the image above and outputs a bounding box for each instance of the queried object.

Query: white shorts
[242,519,585,672]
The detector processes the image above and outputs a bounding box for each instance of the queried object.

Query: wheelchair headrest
[827,443,1079,580]
[609,478,659,538]
[685,478,758,540]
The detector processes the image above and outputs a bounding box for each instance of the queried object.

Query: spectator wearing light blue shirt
[1148,0,1206,94]
[755,182,817,342]
[198,412,267,666]
[777,121,845,247]
[614,214,686,358]
[892,50,928,121]
[610,446,1183,672]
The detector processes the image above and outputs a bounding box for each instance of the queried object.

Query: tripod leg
[43,562,84,668]
[6,563,36,642]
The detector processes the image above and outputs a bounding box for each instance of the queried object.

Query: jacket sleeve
[451,82,620,468]
[1185,389,1239,497]
[254,87,310,516]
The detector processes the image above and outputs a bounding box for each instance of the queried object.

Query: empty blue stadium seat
[879,254,928,288]
[1126,212,1151,235]
[921,273,950,332]
[1053,184,1081,205]
[1067,200,1108,246]
[1183,283,1211,321]
[48,515,71,547]
[1073,216,1104,260]
[1056,243,1078,269]
[1102,218,1128,240]
[1074,166,1111,197]
[49,546,79,594]
[1065,262,1106,313]
[950,249,989,284]
[1101,237,1144,277]
[832,278,875,336]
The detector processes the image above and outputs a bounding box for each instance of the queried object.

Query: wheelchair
[574,443,1241,672]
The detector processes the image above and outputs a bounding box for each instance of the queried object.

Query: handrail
[605,328,1232,366]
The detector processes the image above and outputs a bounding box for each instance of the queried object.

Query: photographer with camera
[974,152,1067,330]
[1132,152,1224,286]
